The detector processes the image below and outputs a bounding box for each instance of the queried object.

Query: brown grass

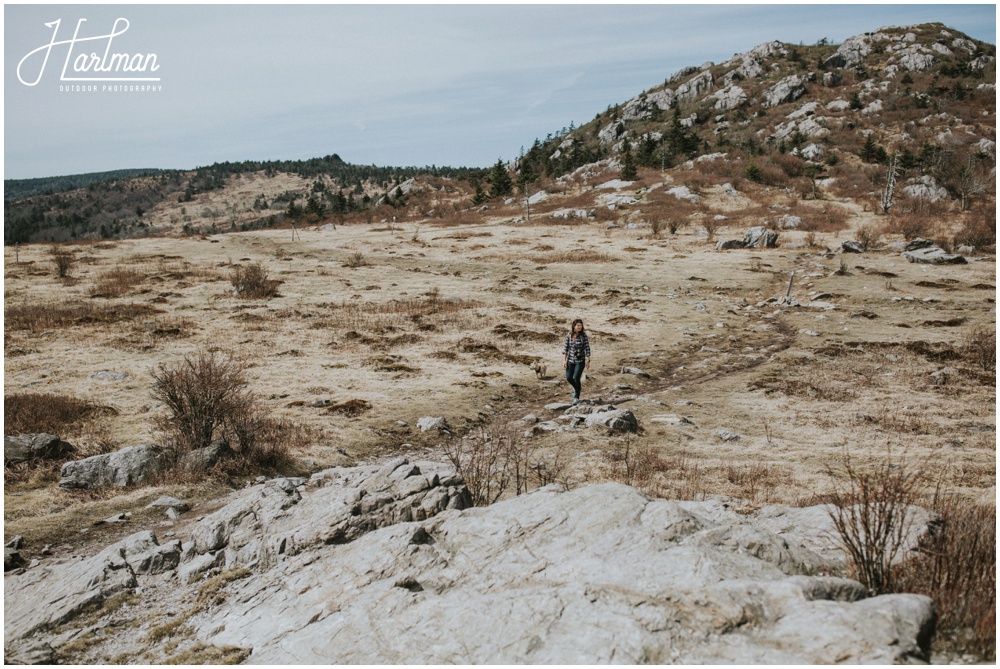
[5,301,164,332]
[89,267,146,298]
[4,392,117,436]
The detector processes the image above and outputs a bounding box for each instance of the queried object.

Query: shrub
[230,262,279,299]
[953,210,996,250]
[443,418,533,505]
[855,224,882,251]
[962,324,996,372]
[49,247,76,278]
[702,217,723,242]
[344,252,369,268]
[150,350,291,474]
[890,497,995,660]
[826,451,928,594]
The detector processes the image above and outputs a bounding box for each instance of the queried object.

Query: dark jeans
[566,361,586,398]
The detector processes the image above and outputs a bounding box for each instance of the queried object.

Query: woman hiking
[563,318,591,405]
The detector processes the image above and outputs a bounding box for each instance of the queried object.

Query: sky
[4,3,996,179]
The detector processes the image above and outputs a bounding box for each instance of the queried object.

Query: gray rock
[745,226,779,248]
[4,642,55,665]
[902,246,967,265]
[716,239,747,251]
[904,238,935,252]
[841,240,864,253]
[619,366,650,378]
[177,460,471,575]
[584,409,640,433]
[193,484,935,664]
[6,535,24,549]
[4,433,74,464]
[5,546,27,572]
[87,371,129,381]
[182,439,235,472]
[59,444,164,490]
[417,416,449,432]
[4,533,142,640]
[146,496,191,513]
[544,402,573,411]
[715,429,741,442]
[763,74,811,108]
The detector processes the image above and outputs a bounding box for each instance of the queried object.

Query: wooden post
[15,242,19,263]
[785,271,795,301]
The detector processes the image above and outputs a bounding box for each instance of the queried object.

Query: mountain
[4,22,995,245]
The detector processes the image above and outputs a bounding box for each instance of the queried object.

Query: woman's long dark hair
[570,318,585,340]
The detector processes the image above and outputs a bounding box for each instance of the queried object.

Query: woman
[563,318,591,405]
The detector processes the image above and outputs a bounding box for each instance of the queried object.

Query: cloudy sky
[4,4,995,179]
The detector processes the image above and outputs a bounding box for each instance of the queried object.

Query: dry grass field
[4,164,996,661]
[6,172,995,516]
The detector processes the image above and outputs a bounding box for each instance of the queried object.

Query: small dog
[530,360,547,379]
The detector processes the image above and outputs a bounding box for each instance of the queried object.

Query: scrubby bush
[891,496,995,660]
[962,323,996,372]
[150,350,291,474]
[826,451,928,595]
[49,246,76,278]
[855,224,882,251]
[230,262,279,299]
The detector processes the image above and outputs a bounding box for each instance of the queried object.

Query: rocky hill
[4,23,995,246]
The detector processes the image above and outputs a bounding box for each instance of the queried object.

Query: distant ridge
[4,169,167,201]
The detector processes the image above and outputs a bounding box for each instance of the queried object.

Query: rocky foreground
[5,458,935,664]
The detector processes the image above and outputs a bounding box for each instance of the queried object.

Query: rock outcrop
[195,483,934,664]
[4,461,939,664]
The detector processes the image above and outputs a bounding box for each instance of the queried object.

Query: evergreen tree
[620,144,638,181]
[488,159,514,198]
[860,135,879,163]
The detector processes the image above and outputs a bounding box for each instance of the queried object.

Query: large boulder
[902,243,968,265]
[763,74,812,108]
[4,433,74,464]
[745,226,779,248]
[193,484,935,664]
[58,444,164,489]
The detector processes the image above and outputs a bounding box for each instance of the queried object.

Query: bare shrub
[962,323,996,372]
[230,262,279,299]
[150,350,290,474]
[344,252,370,268]
[798,204,851,233]
[826,451,929,594]
[855,224,882,251]
[4,393,116,437]
[443,418,532,505]
[49,246,76,278]
[891,496,996,660]
[953,210,996,250]
[702,217,723,243]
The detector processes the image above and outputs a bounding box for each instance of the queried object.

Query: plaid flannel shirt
[563,331,591,364]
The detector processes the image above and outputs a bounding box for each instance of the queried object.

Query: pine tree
[488,159,513,198]
[860,135,879,163]
[620,144,638,181]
